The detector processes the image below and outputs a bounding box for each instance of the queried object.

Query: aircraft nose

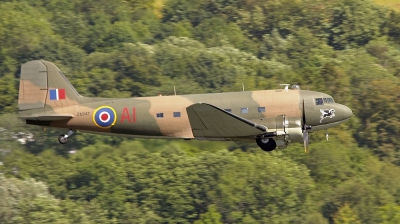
[340,105,353,120]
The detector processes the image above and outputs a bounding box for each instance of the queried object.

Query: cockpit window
[315,98,324,105]
[323,98,335,103]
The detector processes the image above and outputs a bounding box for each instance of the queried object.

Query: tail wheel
[256,138,277,152]
[58,135,68,144]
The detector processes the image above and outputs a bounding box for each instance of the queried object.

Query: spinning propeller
[302,100,311,153]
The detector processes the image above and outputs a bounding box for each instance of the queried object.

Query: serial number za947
[77,112,90,117]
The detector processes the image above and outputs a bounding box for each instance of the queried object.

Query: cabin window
[224,109,232,112]
[156,113,164,118]
[241,108,249,114]
[258,107,265,112]
[315,98,324,105]
[173,112,181,117]
[323,98,328,103]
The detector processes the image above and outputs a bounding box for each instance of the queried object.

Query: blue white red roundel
[93,106,117,128]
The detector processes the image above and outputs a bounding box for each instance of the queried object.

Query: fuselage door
[275,115,287,135]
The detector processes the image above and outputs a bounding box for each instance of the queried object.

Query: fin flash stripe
[49,89,66,100]
[93,106,117,128]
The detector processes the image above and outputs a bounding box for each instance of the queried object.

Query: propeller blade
[302,100,306,126]
[302,99,310,153]
[303,130,309,153]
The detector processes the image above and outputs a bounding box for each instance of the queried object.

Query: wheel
[256,138,277,151]
[58,134,68,144]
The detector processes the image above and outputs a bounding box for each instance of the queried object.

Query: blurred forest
[1,0,400,223]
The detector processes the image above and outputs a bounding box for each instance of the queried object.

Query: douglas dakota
[18,60,353,152]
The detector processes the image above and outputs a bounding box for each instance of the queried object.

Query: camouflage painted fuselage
[18,60,353,148]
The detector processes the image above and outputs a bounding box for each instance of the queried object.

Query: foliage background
[1,0,400,223]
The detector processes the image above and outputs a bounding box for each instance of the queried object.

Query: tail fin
[18,60,81,111]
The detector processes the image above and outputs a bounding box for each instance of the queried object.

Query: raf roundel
[93,106,117,128]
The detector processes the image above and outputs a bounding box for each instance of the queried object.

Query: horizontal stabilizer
[20,114,74,121]
[186,103,266,138]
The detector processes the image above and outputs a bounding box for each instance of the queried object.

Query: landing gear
[256,137,277,152]
[58,135,68,144]
[58,129,76,144]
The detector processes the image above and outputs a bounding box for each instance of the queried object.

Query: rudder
[18,60,81,111]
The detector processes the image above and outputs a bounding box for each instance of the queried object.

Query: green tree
[0,174,68,224]
[328,0,387,49]
[0,2,55,61]
[193,17,248,50]
[386,10,400,44]
[161,20,193,38]
[355,79,400,163]
[0,74,17,113]
[366,39,400,77]
[333,203,361,224]
[83,43,162,97]
[216,151,317,223]
[260,28,335,89]
[379,204,400,224]
[194,204,222,224]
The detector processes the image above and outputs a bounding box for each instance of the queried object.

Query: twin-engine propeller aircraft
[18,60,353,152]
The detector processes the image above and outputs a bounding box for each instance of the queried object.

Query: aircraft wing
[186,103,267,138]
[20,114,74,121]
